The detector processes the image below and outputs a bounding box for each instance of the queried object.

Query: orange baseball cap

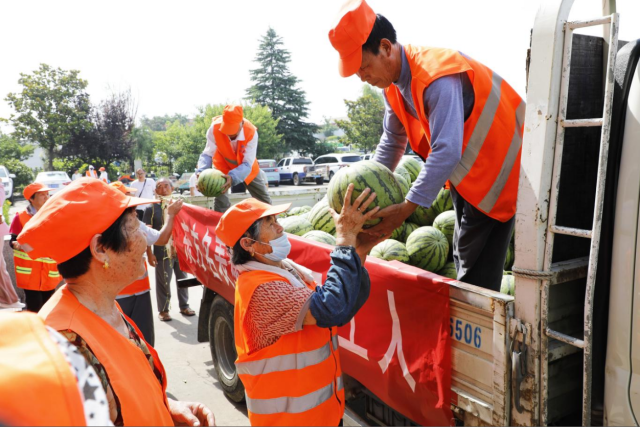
[99,167,106,171]
[17,178,159,264]
[216,198,290,247]
[328,0,376,77]
[109,181,137,194]
[219,105,244,135]
[23,183,52,200]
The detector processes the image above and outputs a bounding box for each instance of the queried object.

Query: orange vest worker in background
[196,104,272,213]
[329,0,524,291]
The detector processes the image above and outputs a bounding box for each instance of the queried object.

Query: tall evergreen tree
[246,27,317,156]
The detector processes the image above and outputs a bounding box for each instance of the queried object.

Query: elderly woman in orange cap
[9,182,58,312]
[18,178,214,426]
[216,184,383,426]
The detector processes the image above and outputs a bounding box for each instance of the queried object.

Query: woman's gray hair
[230,218,263,265]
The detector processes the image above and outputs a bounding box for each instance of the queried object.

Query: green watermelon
[197,169,226,197]
[370,239,410,263]
[302,230,336,245]
[278,216,313,236]
[437,261,458,280]
[394,166,412,184]
[289,205,312,216]
[403,222,420,242]
[408,205,438,226]
[390,222,406,242]
[504,243,514,270]
[406,226,449,272]
[432,188,453,216]
[308,199,336,235]
[433,211,456,254]
[399,157,422,182]
[327,161,404,227]
[394,173,410,197]
[501,272,515,296]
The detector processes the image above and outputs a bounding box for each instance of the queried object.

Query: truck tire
[293,173,300,186]
[315,177,323,185]
[208,296,245,403]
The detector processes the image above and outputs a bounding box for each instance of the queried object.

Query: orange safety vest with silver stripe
[211,116,260,185]
[234,270,344,426]
[385,45,525,222]
[118,259,151,296]
[40,286,174,426]
[0,312,86,426]
[13,211,60,291]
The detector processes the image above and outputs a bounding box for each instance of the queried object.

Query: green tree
[140,114,189,132]
[320,116,339,138]
[5,64,92,170]
[246,27,317,156]
[0,132,35,162]
[335,87,385,154]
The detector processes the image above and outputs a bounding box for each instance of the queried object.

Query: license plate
[49,184,59,188]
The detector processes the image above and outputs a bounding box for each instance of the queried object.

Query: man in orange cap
[329,0,524,291]
[9,182,59,311]
[98,166,109,183]
[196,104,271,212]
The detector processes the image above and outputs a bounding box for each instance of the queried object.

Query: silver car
[258,159,280,187]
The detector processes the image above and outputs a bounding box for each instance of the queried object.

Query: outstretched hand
[330,184,378,247]
[365,200,418,238]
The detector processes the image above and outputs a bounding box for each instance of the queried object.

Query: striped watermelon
[302,230,336,245]
[432,188,453,216]
[327,161,404,227]
[307,198,336,235]
[394,173,410,197]
[433,211,456,255]
[289,205,312,216]
[370,239,410,263]
[437,261,458,280]
[501,272,515,296]
[399,157,422,182]
[278,216,313,236]
[408,205,438,226]
[403,222,420,242]
[504,243,514,270]
[406,226,449,272]
[197,169,226,197]
[390,222,406,242]
[394,166,412,184]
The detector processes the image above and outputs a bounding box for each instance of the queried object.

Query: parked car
[277,157,329,186]
[34,171,71,195]
[0,166,16,203]
[258,159,280,187]
[360,153,374,161]
[314,153,362,181]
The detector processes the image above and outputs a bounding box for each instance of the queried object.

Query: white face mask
[262,234,291,262]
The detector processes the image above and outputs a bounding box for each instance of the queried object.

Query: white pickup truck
[181,1,640,424]
[276,156,329,186]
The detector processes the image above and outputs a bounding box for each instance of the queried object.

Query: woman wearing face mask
[215,184,385,426]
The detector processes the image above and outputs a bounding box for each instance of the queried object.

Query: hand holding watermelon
[366,200,418,238]
[197,169,231,197]
[329,184,379,247]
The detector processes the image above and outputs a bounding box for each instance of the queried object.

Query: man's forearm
[155,215,175,246]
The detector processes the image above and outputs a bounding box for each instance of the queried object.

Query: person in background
[144,178,193,321]
[85,166,98,179]
[189,169,203,197]
[10,183,59,312]
[0,185,24,310]
[216,186,383,426]
[18,178,215,426]
[110,181,184,345]
[130,168,156,221]
[72,169,82,181]
[0,311,112,426]
[196,104,271,212]
[329,0,523,291]
[99,167,109,183]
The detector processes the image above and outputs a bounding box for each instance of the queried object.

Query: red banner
[173,204,452,426]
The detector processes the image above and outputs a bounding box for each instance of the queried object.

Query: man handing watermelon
[329,0,524,291]
[196,104,272,213]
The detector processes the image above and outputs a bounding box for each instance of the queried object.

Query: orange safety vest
[118,260,151,297]
[40,286,174,426]
[13,211,60,291]
[211,117,260,185]
[0,312,86,426]
[235,271,344,426]
[385,45,525,222]
[86,170,97,179]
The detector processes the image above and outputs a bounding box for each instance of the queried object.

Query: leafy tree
[0,132,35,162]
[140,114,189,132]
[320,116,339,138]
[246,27,317,156]
[131,126,155,167]
[5,64,92,170]
[335,86,385,154]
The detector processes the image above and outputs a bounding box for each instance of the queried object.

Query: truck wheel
[329,171,335,181]
[315,177,323,185]
[209,296,245,403]
[293,173,300,186]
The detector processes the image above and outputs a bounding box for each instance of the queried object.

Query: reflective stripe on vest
[236,341,332,376]
[223,156,239,166]
[15,266,31,275]
[246,376,344,415]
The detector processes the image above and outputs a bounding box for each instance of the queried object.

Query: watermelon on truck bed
[406,226,449,273]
